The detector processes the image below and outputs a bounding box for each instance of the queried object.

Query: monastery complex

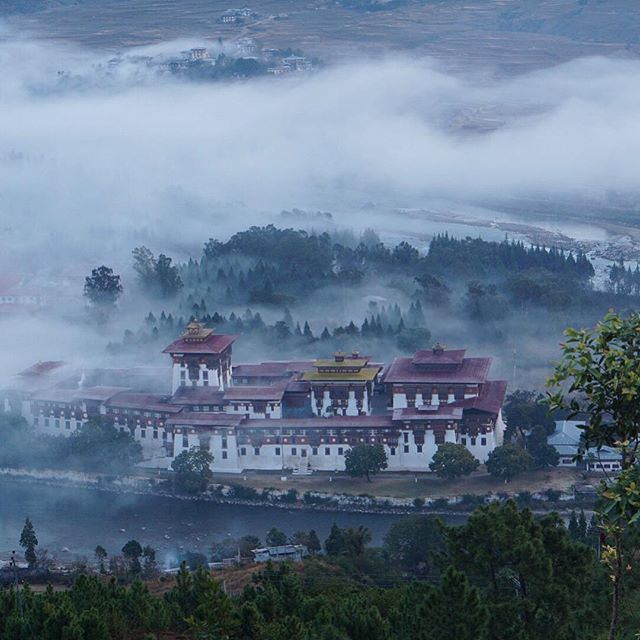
[6,322,507,474]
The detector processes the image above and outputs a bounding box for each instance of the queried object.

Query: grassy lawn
[210,467,582,499]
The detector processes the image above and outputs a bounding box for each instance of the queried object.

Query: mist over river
[0,478,466,567]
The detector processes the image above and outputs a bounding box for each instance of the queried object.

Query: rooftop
[163,324,238,355]
[224,384,287,402]
[383,354,492,385]
[238,416,395,430]
[232,361,314,378]
[451,380,508,416]
[19,361,66,377]
[166,413,244,427]
[302,368,380,383]
[392,406,464,421]
[106,392,183,414]
[170,386,225,406]
[77,386,131,402]
[412,347,466,367]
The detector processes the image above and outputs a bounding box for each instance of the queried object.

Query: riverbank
[0,470,596,562]
[0,465,594,516]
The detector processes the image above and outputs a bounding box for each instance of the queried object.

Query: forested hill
[113,225,618,376]
[180,226,594,308]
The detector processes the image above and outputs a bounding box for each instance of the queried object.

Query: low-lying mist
[2,29,640,267]
[2,27,640,388]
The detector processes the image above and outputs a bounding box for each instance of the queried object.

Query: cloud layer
[2,33,640,268]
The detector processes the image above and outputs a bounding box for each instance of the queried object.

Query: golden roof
[183,321,213,342]
[302,368,379,382]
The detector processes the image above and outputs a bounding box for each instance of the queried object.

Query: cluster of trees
[184,226,595,312]
[608,258,640,295]
[132,246,183,298]
[0,415,142,474]
[113,300,432,357]
[2,499,627,640]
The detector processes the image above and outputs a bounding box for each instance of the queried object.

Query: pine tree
[303,321,314,341]
[19,517,38,568]
[568,511,580,541]
[578,510,588,542]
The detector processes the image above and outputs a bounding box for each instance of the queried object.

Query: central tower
[163,322,238,394]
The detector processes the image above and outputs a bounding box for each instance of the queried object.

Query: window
[312,447,318,456]
[140,429,146,438]
[222,437,228,449]
[222,451,228,459]
[292,447,297,455]
[338,447,343,455]
[471,437,476,446]
[461,437,467,445]
[275,447,281,456]
[153,430,158,439]
[417,445,423,453]
[34,416,39,426]
[182,435,188,448]
[54,418,60,428]
[65,420,71,430]
[203,370,209,386]
[301,449,307,457]
[390,447,396,456]
[325,447,330,456]
[403,433,409,444]
[481,437,486,446]
[404,445,409,453]
[254,447,260,456]
[240,447,246,455]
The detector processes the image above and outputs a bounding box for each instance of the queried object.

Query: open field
[211,466,582,498]
[3,0,640,72]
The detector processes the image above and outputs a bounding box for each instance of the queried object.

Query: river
[0,478,466,567]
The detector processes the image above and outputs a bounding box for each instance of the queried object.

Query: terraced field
[3,0,640,72]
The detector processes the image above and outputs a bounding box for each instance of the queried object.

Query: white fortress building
[9,323,507,474]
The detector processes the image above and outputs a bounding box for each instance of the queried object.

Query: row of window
[35,416,78,430]
[112,408,164,418]
[460,437,487,447]
[180,370,210,385]
[235,444,426,457]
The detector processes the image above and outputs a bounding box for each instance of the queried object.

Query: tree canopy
[429,443,479,479]
[344,444,388,482]
[171,446,214,494]
[84,265,122,307]
[485,443,532,481]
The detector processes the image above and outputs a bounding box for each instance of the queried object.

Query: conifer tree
[19,517,38,568]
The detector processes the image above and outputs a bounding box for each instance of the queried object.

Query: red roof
[106,392,183,414]
[31,388,81,403]
[285,380,311,394]
[162,333,238,355]
[452,380,508,416]
[166,413,244,427]
[224,384,287,402]
[77,386,131,402]
[383,356,492,384]
[392,406,463,421]
[20,361,66,377]
[232,361,314,378]
[170,387,226,405]
[239,416,395,430]
[412,349,466,366]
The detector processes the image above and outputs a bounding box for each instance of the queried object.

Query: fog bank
[2,32,640,268]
